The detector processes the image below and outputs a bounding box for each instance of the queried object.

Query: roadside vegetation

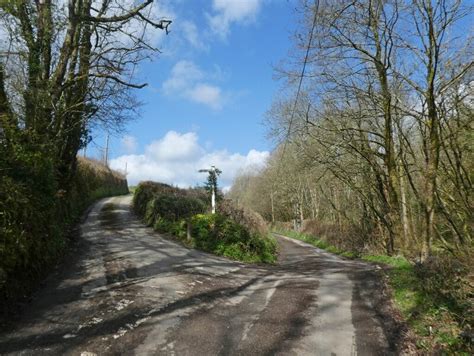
[0,157,128,315]
[0,1,169,317]
[133,181,277,263]
[228,1,473,353]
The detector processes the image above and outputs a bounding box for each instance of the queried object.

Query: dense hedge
[133,181,183,217]
[190,214,276,262]
[133,181,277,263]
[0,155,128,311]
[145,194,206,225]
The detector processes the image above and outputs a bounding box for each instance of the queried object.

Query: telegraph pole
[104,134,110,167]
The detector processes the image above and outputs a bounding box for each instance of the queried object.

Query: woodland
[227,0,473,350]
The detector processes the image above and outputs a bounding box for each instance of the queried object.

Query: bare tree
[258,0,472,258]
[0,0,171,185]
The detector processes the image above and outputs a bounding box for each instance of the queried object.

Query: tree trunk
[187,219,192,240]
[270,191,275,224]
[421,1,440,261]
[399,168,411,250]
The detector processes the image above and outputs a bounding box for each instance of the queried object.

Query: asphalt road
[0,195,403,355]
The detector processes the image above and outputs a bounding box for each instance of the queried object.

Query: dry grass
[77,157,126,180]
[218,199,269,237]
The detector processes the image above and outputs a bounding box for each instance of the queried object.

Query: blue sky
[95,0,297,189]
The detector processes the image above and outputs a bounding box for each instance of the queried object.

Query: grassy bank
[274,229,473,354]
[0,157,128,313]
[134,181,277,263]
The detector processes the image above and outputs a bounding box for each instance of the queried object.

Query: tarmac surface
[0,195,402,355]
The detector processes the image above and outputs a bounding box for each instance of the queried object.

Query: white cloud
[181,20,208,50]
[187,84,223,110]
[145,131,204,161]
[121,135,138,153]
[163,60,203,93]
[207,0,263,38]
[110,131,269,188]
[162,60,225,110]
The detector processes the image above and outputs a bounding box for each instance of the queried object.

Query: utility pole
[270,191,275,224]
[104,134,110,167]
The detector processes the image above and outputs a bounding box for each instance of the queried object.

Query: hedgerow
[133,181,277,263]
[0,154,128,314]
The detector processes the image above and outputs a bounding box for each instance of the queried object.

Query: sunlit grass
[273,229,357,258]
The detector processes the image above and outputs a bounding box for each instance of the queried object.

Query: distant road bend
[0,195,402,355]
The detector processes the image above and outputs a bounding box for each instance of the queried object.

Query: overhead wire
[270,0,320,224]
[277,0,319,164]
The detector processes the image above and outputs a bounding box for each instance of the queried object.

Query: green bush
[133,181,277,263]
[152,194,207,221]
[133,181,180,217]
[0,142,61,297]
[143,194,206,228]
[134,181,207,218]
[190,213,276,263]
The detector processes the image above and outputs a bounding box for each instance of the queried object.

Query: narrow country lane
[0,196,402,355]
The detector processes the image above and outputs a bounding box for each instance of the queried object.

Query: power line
[278,0,319,163]
[272,0,319,226]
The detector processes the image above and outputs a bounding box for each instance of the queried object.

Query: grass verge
[274,229,358,259]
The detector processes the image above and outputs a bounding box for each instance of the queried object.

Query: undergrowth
[134,181,277,263]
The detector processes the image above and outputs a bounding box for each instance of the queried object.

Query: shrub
[133,181,179,217]
[414,254,473,321]
[191,213,277,263]
[133,181,277,263]
[0,154,128,313]
[144,194,207,230]
[65,157,128,219]
[152,194,207,221]
[218,199,269,236]
[133,181,207,218]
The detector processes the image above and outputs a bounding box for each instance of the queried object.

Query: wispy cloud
[207,0,263,39]
[162,60,226,110]
[120,135,138,154]
[181,20,208,50]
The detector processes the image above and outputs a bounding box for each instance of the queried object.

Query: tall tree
[0,0,171,186]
